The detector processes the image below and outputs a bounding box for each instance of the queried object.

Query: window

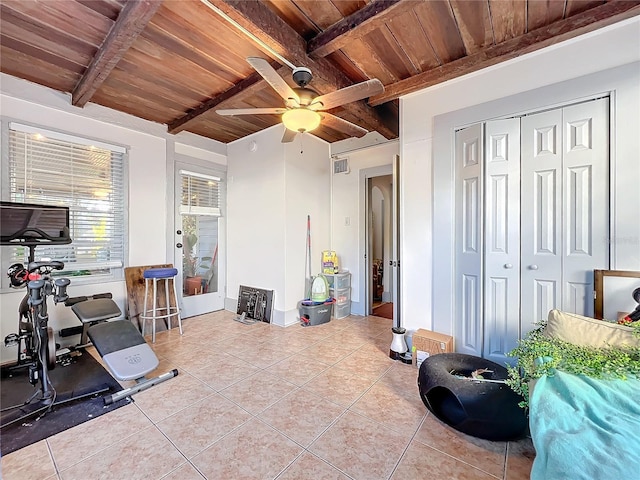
[179,169,221,217]
[4,123,126,280]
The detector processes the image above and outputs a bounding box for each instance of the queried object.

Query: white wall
[226,126,331,326]
[400,17,640,335]
[0,74,226,364]
[284,134,332,322]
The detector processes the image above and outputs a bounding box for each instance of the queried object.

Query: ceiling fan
[216,57,384,142]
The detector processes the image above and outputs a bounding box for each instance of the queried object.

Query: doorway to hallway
[362,167,396,320]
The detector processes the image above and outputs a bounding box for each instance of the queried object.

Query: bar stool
[140,267,183,343]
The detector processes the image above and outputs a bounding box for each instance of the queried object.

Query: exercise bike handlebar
[28,260,64,273]
[23,261,71,305]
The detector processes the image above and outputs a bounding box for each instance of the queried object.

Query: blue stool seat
[140,267,182,343]
[143,268,178,279]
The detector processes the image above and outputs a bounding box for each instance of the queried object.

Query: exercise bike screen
[0,201,71,245]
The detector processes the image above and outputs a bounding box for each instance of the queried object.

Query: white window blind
[7,123,126,278]
[180,170,222,216]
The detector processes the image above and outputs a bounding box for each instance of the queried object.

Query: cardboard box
[412,329,454,368]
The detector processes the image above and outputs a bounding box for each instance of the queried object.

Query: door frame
[359,164,393,316]
[173,155,227,318]
[392,154,401,325]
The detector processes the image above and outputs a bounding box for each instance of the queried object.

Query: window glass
[179,170,221,296]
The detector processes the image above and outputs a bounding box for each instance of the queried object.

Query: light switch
[344,217,350,226]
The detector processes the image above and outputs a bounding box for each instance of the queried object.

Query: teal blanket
[530,371,640,480]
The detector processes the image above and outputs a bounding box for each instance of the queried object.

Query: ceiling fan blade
[281,128,297,143]
[216,108,286,116]
[310,79,384,111]
[247,57,299,105]
[321,113,368,138]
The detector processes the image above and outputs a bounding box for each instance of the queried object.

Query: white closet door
[455,124,484,357]
[521,99,609,331]
[454,99,609,359]
[562,98,609,315]
[521,109,564,334]
[483,118,521,364]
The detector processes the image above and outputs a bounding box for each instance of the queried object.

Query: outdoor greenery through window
[5,123,126,280]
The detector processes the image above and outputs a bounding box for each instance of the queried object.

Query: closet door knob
[529,264,538,270]
[504,263,513,269]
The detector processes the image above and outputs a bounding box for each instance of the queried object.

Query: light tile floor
[1,311,535,480]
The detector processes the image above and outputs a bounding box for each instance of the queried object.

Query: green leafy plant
[631,321,640,339]
[182,232,199,277]
[506,321,640,410]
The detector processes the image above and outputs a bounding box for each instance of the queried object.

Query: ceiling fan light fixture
[282,108,321,133]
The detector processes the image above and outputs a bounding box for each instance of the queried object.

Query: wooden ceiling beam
[176,0,397,139]
[168,62,284,134]
[307,0,415,59]
[369,1,640,106]
[72,0,163,107]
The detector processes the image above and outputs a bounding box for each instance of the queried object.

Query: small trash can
[298,299,334,326]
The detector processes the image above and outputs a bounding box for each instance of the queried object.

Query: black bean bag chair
[418,353,527,441]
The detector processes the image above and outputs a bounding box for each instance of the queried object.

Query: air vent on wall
[333,157,349,174]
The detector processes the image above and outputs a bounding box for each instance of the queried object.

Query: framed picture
[594,269,640,320]
[236,285,274,323]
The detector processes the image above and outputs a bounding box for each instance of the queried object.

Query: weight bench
[66,296,121,345]
[71,297,178,405]
[88,320,178,405]
[60,294,120,347]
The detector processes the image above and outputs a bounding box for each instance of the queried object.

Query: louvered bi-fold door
[483,119,521,364]
[520,98,609,334]
[455,124,484,357]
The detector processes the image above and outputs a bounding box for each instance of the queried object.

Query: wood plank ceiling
[1,0,638,144]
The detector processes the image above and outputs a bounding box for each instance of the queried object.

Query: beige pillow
[544,309,640,348]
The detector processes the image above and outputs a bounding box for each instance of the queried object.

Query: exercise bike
[0,201,108,425]
[4,260,70,405]
[1,201,178,423]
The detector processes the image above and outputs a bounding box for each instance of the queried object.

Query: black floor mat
[1,351,128,455]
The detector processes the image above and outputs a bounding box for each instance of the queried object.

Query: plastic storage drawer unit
[334,302,351,319]
[326,273,351,319]
[331,287,350,306]
[326,272,350,290]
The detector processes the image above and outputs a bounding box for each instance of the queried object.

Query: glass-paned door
[175,165,225,318]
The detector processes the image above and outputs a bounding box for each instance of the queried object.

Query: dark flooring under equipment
[1,351,127,455]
